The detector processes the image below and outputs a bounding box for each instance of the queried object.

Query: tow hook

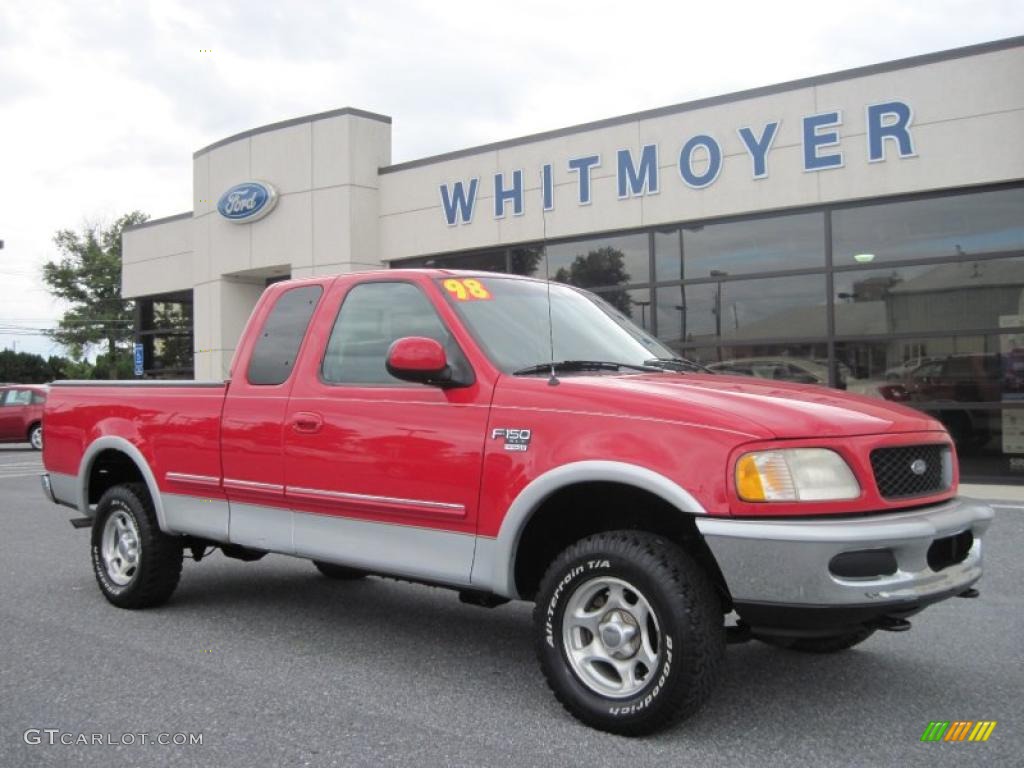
[957,587,980,598]
[870,616,913,632]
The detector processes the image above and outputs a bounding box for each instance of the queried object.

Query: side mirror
[386,337,453,386]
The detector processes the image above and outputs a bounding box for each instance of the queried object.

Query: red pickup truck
[41,271,993,735]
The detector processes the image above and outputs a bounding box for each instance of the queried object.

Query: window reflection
[834,257,1024,335]
[547,233,649,288]
[655,213,824,281]
[832,187,1024,267]
[592,288,651,330]
[835,334,1024,476]
[680,344,829,378]
[655,275,826,345]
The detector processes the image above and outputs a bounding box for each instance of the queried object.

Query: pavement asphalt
[0,443,1021,767]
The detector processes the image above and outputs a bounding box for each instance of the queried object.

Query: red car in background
[0,384,47,450]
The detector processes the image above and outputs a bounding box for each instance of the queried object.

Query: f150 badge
[492,428,532,452]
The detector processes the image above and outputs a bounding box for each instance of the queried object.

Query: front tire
[28,423,42,451]
[534,531,724,736]
[91,483,183,608]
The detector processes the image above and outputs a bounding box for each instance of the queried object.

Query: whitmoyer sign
[438,101,916,226]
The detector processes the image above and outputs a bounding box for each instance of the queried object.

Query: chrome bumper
[696,496,994,609]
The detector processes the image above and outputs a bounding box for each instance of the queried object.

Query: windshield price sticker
[443,278,492,301]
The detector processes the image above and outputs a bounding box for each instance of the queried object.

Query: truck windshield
[435,276,680,374]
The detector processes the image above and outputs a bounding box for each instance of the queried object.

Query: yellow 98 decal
[443,278,492,301]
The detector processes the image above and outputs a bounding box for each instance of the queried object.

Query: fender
[473,460,708,599]
[78,436,169,532]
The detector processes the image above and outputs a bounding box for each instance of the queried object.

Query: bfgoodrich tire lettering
[91,483,183,609]
[534,531,724,736]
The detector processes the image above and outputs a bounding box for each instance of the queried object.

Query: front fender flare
[472,460,708,599]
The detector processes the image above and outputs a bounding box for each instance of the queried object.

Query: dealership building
[123,36,1023,481]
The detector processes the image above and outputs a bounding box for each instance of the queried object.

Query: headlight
[735,448,860,502]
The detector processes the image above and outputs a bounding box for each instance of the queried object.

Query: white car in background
[707,357,831,385]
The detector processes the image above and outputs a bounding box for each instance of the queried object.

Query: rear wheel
[91,483,183,608]
[313,560,367,580]
[28,423,42,451]
[756,628,875,653]
[534,531,724,736]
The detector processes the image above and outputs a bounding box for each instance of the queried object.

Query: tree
[553,246,632,314]
[43,212,148,379]
[0,350,87,383]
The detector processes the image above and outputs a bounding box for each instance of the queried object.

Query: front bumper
[696,496,994,632]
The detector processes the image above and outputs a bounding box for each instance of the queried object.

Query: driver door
[282,278,494,585]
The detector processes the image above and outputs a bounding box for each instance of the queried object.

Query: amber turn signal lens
[735,454,766,502]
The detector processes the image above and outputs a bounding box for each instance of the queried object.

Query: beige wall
[122,214,193,297]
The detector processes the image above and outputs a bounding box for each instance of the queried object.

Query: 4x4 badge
[492,428,531,452]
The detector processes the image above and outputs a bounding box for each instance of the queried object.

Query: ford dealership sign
[217,181,278,223]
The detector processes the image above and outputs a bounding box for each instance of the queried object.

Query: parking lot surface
[1,444,1021,767]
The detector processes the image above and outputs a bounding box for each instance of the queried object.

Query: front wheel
[28,423,42,451]
[91,483,183,608]
[534,531,724,736]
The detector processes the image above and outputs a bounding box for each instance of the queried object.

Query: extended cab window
[247,285,323,386]
[322,282,468,385]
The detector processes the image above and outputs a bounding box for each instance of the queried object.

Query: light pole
[710,270,728,361]
[634,299,651,330]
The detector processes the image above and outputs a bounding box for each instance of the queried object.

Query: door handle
[291,412,323,434]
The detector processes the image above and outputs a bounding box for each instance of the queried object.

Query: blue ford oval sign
[217,180,278,223]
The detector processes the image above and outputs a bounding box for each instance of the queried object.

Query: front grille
[870,444,949,499]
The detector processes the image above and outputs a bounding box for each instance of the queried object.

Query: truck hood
[539,372,943,439]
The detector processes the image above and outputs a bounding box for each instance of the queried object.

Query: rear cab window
[247,285,324,386]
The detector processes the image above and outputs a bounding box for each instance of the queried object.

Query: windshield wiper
[513,360,660,376]
[642,358,710,374]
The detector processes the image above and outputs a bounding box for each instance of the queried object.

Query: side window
[0,390,11,406]
[5,389,32,405]
[31,391,46,405]
[322,282,466,385]
[247,285,324,386]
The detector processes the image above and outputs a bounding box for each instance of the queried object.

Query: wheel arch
[78,437,167,530]
[479,461,727,602]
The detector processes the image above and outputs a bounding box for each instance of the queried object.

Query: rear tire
[91,483,183,609]
[534,531,724,736]
[28,423,42,451]
[313,560,367,580]
[756,628,875,653]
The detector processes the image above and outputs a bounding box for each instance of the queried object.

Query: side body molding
[78,436,169,531]
[473,460,708,599]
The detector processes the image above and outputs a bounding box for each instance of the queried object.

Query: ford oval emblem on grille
[910,459,928,476]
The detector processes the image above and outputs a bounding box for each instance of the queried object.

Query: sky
[0,0,1021,358]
